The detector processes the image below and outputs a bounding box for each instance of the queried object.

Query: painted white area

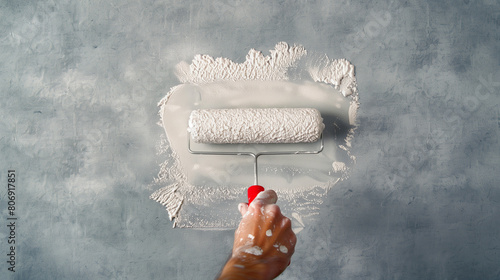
[152,42,360,228]
[266,229,273,237]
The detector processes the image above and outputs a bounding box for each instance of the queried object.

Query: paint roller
[188,108,325,203]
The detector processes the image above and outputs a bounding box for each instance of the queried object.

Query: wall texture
[1,0,499,279]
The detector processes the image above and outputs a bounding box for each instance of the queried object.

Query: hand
[218,190,296,280]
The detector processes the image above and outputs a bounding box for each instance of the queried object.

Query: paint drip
[151,42,360,228]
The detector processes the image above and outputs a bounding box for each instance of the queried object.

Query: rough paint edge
[152,84,188,226]
[150,134,187,224]
[150,183,184,222]
[306,55,360,181]
[309,58,357,96]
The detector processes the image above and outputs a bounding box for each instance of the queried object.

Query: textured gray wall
[1,0,499,279]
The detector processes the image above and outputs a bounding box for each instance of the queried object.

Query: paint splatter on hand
[218,190,296,280]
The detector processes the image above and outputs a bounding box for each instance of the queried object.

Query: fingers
[231,188,296,279]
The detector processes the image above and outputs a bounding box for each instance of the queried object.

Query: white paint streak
[244,246,263,256]
[332,161,347,173]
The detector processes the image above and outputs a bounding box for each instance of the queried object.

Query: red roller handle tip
[248,185,265,204]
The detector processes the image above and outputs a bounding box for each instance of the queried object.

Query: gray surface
[1,0,499,279]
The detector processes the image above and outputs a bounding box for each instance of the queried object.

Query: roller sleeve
[188,108,324,144]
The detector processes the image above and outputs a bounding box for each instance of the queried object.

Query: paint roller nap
[188,108,325,144]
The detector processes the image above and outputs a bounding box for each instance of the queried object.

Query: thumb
[252,190,278,205]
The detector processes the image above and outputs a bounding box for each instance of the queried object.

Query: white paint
[149,183,183,222]
[233,264,245,269]
[248,234,255,240]
[279,245,288,254]
[266,229,273,237]
[308,58,357,97]
[188,108,324,144]
[244,246,263,256]
[152,42,360,228]
[176,42,306,83]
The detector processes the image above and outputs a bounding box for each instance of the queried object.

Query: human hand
[218,190,296,280]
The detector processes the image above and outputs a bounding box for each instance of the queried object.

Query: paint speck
[234,264,245,269]
[279,245,288,254]
[248,234,255,240]
[266,229,272,237]
[244,246,263,256]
